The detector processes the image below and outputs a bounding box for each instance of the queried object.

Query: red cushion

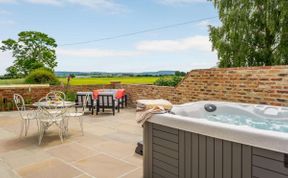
[116,89,125,99]
[93,90,99,100]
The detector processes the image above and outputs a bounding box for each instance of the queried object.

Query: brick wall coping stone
[122,84,174,88]
[188,65,287,71]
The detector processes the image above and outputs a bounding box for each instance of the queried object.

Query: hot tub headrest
[204,104,217,112]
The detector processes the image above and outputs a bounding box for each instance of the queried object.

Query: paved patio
[0,108,143,178]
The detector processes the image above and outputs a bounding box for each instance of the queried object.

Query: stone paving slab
[0,108,143,178]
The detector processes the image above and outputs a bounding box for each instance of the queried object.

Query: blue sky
[0,0,219,74]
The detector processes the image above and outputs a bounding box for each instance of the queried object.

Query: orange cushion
[116,89,125,99]
[93,90,99,99]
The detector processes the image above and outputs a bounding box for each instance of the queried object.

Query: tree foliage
[154,76,183,87]
[175,71,186,76]
[25,68,60,85]
[1,31,57,78]
[209,0,288,67]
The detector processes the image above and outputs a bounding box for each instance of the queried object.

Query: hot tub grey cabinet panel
[143,122,288,178]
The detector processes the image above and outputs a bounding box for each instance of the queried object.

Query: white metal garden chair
[37,97,67,145]
[46,91,66,101]
[13,94,38,138]
[46,91,66,115]
[64,93,89,136]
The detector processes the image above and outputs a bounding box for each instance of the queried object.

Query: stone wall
[121,84,179,105]
[175,65,288,106]
[0,84,115,111]
[121,66,288,107]
[51,84,112,93]
[0,65,287,111]
[0,85,51,111]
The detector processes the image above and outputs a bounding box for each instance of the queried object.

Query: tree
[175,71,186,76]
[209,0,288,67]
[0,31,58,78]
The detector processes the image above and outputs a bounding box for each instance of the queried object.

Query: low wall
[51,84,112,93]
[121,66,287,107]
[0,85,51,111]
[176,66,288,106]
[121,84,180,105]
[0,65,287,111]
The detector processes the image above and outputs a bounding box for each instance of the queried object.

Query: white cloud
[24,0,61,5]
[0,35,216,74]
[0,0,17,3]
[58,35,213,58]
[57,48,142,58]
[0,0,126,13]
[136,35,212,52]
[157,0,206,5]
[66,0,125,13]
[0,52,14,75]
[0,9,12,15]
[197,20,210,28]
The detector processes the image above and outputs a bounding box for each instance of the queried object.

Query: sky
[0,0,220,74]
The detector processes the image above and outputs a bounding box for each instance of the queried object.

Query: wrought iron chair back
[46,91,66,101]
[41,97,67,119]
[13,94,26,115]
[64,93,89,136]
[13,94,37,137]
[13,94,36,119]
[36,97,66,144]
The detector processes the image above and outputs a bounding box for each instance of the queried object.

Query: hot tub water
[171,101,288,133]
[206,113,288,133]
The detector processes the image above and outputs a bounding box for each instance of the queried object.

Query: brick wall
[121,84,180,105]
[120,66,287,107]
[0,85,51,111]
[175,65,288,106]
[51,84,112,93]
[0,84,114,111]
[0,65,287,111]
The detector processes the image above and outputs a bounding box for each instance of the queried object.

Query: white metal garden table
[33,100,75,144]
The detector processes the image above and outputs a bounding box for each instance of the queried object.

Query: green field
[0,78,25,85]
[59,77,159,85]
[0,77,160,85]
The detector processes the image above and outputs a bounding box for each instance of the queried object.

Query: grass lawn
[0,78,25,85]
[0,76,159,85]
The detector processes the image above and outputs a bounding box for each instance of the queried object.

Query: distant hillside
[55,71,177,77]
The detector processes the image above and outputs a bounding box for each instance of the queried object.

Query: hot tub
[143,101,288,178]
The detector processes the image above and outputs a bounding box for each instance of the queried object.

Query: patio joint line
[117,166,142,178]
[70,153,102,164]
[53,157,96,178]
[100,152,139,167]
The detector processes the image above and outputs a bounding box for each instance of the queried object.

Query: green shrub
[25,68,60,85]
[154,76,182,87]
[65,91,76,101]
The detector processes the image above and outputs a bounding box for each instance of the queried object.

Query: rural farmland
[0,76,160,85]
